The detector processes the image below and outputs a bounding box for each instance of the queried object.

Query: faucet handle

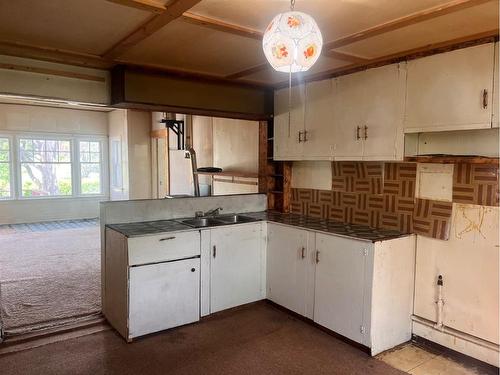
[195,211,204,218]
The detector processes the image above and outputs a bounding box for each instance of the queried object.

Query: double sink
[179,214,258,228]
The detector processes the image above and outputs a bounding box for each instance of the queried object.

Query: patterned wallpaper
[291,161,499,240]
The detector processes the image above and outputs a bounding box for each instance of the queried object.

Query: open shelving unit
[259,121,292,212]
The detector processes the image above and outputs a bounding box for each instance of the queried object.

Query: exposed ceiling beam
[102,0,202,59]
[0,40,112,69]
[323,50,370,64]
[323,0,494,50]
[225,50,370,79]
[106,0,166,13]
[225,63,269,80]
[224,0,494,80]
[278,29,499,88]
[181,12,262,40]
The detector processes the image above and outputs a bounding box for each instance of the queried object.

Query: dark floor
[0,302,405,375]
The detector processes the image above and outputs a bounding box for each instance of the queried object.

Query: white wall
[0,102,109,224]
[108,109,129,201]
[127,110,152,200]
[291,161,332,190]
[212,117,259,195]
[0,55,110,104]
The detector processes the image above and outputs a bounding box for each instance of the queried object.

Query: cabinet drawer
[127,231,200,266]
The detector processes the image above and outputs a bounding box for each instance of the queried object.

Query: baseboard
[412,319,499,368]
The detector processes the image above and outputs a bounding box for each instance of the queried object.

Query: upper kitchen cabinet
[405,43,495,132]
[302,79,335,160]
[493,42,499,129]
[362,64,406,160]
[274,84,305,160]
[332,63,406,161]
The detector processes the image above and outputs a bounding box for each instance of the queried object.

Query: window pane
[0,150,9,162]
[0,139,9,151]
[0,162,10,198]
[81,163,100,194]
[90,142,100,152]
[80,141,89,152]
[21,163,72,197]
[90,152,100,162]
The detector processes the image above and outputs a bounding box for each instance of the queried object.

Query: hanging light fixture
[262,0,323,73]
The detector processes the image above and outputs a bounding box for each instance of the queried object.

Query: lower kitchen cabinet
[209,222,265,313]
[129,257,200,338]
[265,223,416,355]
[104,228,201,341]
[267,223,314,318]
[314,234,367,345]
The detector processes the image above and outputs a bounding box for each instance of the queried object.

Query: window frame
[77,138,105,196]
[0,134,14,200]
[2,132,108,201]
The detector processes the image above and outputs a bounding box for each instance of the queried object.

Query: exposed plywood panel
[119,19,264,76]
[0,0,152,55]
[336,1,499,58]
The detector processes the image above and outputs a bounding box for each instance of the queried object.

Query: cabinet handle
[303,130,308,142]
[159,236,176,241]
[482,89,488,109]
[356,126,361,140]
[298,131,303,143]
[213,245,216,258]
[363,125,368,140]
[315,250,320,264]
[301,247,306,259]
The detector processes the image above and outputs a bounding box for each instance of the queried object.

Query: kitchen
[0,1,499,374]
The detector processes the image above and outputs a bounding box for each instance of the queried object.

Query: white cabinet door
[362,64,406,160]
[128,257,200,338]
[314,234,369,344]
[210,223,263,313]
[267,223,310,316]
[303,79,334,160]
[493,42,499,128]
[274,85,305,160]
[405,43,495,132]
[332,74,364,160]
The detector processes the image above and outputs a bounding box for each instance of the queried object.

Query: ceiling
[0,0,498,87]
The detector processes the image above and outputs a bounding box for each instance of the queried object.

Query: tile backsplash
[290,161,499,240]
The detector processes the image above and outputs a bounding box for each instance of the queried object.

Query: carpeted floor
[0,224,101,335]
[0,302,405,375]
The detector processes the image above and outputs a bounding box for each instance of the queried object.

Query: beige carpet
[0,226,101,335]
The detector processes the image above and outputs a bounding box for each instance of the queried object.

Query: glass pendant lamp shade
[262,11,323,73]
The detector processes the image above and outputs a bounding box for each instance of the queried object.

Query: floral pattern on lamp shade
[263,11,323,73]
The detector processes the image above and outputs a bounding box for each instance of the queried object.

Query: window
[79,140,101,194]
[19,138,72,197]
[0,137,11,198]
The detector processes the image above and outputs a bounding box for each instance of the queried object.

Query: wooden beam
[0,40,111,69]
[0,62,106,82]
[181,12,263,40]
[323,50,370,64]
[277,29,499,88]
[224,0,494,80]
[324,0,494,51]
[225,63,268,80]
[103,0,202,59]
[106,0,166,13]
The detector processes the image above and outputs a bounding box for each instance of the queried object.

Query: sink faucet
[203,207,223,217]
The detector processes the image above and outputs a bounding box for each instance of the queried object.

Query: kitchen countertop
[106,211,409,243]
